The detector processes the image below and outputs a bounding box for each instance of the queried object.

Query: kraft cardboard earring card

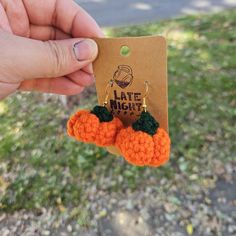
[93,36,169,156]
[67,35,170,166]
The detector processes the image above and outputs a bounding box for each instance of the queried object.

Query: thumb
[0,32,98,81]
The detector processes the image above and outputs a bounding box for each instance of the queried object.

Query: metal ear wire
[103,80,114,107]
[142,81,149,112]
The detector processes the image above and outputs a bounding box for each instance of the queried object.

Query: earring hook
[103,79,114,107]
[142,81,149,112]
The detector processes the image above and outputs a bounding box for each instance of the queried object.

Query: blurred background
[0,1,236,236]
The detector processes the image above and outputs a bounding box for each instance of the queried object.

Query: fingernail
[73,39,98,61]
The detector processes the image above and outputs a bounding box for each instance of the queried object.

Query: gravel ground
[1,160,235,236]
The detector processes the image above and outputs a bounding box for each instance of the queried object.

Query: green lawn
[0,9,235,221]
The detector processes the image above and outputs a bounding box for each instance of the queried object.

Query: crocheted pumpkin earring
[67,80,124,147]
[115,81,171,167]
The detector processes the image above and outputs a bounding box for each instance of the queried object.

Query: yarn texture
[91,106,113,122]
[132,111,159,136]
[116,112,170,167]
[67,107,170,167]
[67,106,123,147]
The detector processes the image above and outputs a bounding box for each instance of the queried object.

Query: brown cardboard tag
[93,36,168,155]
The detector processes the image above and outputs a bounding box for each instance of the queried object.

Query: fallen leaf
[98,209,107,218]
[186,224,194,235]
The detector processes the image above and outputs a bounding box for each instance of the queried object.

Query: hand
[0,0,103,100]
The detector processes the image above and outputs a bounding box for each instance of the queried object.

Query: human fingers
[29,25,71,41]
[0,32,98,83]
[19,76,85,95]
[21,0,103,37]
[0,2,12,33]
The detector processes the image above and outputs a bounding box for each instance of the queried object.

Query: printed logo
[110,65,141,117]
[113,65,133,89]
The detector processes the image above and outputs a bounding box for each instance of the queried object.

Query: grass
[0,9,236,219]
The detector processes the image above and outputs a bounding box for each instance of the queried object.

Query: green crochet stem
[132,111,159,136]
[91,106,113,122]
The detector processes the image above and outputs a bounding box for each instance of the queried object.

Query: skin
[0,0,103,99]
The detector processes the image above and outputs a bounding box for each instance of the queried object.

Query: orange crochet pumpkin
[115,111,170,167]
[67,106,123,147]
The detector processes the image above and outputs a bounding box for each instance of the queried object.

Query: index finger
[23,0,103,37]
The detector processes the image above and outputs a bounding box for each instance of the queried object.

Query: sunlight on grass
[0,102,7,115]
[200,49,210,59]
[102,27,113,37]
[167,29,199,43]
